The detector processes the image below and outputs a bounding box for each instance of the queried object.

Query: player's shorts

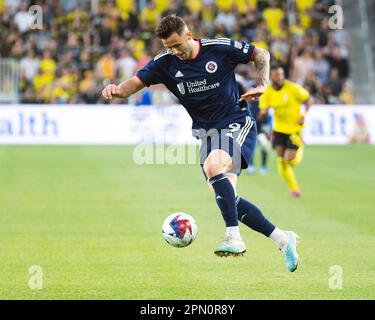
[272,131,303,150]
[193,115,257,178]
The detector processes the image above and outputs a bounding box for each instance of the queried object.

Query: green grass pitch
[0,145,374,299]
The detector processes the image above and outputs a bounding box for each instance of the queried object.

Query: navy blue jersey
[136,38,255,130]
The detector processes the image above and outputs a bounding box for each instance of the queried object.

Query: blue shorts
[193,115,257,178]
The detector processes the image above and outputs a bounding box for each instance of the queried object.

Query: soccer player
[102,16,299,271]
[259,65,313,197]
[247,100,272,176]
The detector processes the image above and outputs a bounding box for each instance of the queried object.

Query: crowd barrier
[0,104,373,145]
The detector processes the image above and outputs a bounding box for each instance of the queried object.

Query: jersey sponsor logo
[185,78,220,94]
[177,82,186,95]
[205,61,218,73]
[177,79,220,95]
[234,41,243,50]
[175,70,184,78]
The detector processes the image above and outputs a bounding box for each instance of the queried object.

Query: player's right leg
[203,149,246,257]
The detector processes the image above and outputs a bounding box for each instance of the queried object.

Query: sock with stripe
[209,173,239,232]
[236,196,276,236]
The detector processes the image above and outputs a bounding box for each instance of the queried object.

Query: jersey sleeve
[136,59,164,87]
[228,39,256,65]
[294,83,310,102]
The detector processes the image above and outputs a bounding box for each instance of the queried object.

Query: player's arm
[299,96,313,125]
[102,76,145,100]
[240,47,270,102]
[295,85,313,125]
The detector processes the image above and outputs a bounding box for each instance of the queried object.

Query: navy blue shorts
[193,115,257,178]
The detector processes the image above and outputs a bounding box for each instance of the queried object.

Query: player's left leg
[226,173,298,271]
[284,132,304,197]
[258,132,271,175]
[231,124,299,271]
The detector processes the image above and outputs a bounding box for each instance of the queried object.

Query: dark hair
[270,64,284,72]
[155,15,186,39]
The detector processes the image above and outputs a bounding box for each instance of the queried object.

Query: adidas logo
[175,70,184,78]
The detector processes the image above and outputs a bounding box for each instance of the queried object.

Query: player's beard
[273,81,284,90]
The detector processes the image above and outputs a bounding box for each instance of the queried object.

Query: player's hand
[102,84,121,100]
[239,86,266,102]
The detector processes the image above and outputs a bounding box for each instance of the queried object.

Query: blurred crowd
[0,0,354,105]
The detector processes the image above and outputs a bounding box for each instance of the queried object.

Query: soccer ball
[162,213,198,248]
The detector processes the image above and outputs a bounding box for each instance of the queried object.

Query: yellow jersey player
[259,65,313,197]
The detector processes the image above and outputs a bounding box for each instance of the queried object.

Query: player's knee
[284,153,296,162]
[203,161,225,179]
[203,150,231,179]
[207,181,215,192]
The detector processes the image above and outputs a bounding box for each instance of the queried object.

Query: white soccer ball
[162,213,198,248]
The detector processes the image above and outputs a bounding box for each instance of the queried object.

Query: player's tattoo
[252,47,270,87]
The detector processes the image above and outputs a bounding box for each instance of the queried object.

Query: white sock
[226,226,242,241]
[269,227,289,251]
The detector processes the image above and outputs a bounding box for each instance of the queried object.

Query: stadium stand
[0,0,355,105]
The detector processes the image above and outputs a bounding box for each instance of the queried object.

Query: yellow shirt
[186,0,202,13]
[263,8,284,36]
[155,0,169,13]
[296,0,316,12]
[116,0,132,13]
[252,41,268,51]
[40,58,57,76]
[259,80,310,134]
[33,73,54,93]
[140,6,159,29]
[128,38,145,60]
[216,0,233,11]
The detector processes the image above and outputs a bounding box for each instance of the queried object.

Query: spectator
[79,70,98,104]
[96,52,116,82]
[14,2,33,33]
[291,48,315,85]
[339,80,354,104]
[214,7,237,35]
[0,0,352,105]
[262,0,285,38]
[313,49,330,84]
[327,67,343,97]
[116,49,137,81]
[20,48,40,83]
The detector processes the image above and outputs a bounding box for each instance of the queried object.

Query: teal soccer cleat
[284,231,299,272]
[214,237,246,257]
